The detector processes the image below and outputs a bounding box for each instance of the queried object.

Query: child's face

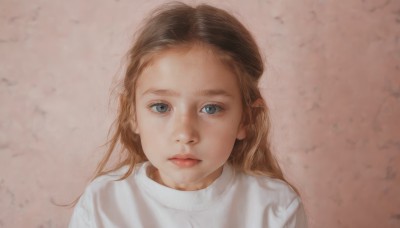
[134,45,246,191]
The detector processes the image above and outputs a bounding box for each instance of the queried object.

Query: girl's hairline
[135,41,245,82]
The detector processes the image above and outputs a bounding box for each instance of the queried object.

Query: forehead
[136,45,241,98]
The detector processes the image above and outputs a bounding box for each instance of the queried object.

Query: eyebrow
[197,89,233,98]
[141,89,179,97]
[141,89,234,98]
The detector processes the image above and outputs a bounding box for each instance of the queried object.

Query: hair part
[94,1,297,193]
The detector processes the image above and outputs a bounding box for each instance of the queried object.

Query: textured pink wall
[1,0,399,227]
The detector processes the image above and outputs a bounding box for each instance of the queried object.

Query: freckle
[385,166,396,180]
[391,213,400,220]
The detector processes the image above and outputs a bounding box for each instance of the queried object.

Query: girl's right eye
[149,103,170,113]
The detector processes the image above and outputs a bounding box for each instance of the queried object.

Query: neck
[147,165,223,191]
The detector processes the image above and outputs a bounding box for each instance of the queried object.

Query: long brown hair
[94,2,296,192]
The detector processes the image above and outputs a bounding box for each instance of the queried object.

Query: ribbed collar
[135,162,234,211]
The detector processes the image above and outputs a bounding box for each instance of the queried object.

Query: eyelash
[200,104,223,115]
[148,103,224,115]
[149,102,171,113]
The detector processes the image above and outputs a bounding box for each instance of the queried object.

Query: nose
[172,112,199,145]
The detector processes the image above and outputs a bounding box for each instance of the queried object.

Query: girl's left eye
[201,104,222,114]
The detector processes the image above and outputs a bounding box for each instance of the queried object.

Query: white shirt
[69,162,308,227]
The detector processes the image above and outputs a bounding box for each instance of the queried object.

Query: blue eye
[201,104,222,114]
[150,103,170,113]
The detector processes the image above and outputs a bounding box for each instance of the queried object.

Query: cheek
[138,121,164,144]
[136,108,163,133]
[135,112,160,146]
[136,113,173,147]
[205,115,242,138]
[202,124,238,153]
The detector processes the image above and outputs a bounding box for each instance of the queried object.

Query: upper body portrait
[69,2,308,227]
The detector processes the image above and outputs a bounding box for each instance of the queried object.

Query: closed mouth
[169,154,201,161]
[168,154,201,167]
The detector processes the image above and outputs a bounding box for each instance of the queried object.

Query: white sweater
[69,162,308,228]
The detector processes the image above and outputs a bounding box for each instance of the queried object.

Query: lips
[168,154,201,168]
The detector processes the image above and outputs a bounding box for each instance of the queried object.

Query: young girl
[69,2,307,227]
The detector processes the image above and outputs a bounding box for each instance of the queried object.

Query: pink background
[1,0,399,227]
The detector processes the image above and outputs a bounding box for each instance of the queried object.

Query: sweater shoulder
[83,165,138,197]
[237,172,300,207]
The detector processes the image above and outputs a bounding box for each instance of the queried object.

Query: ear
[236,98,264,140]
[236,122,247,140]
[251,98,264,108]
[130,117,140,134]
